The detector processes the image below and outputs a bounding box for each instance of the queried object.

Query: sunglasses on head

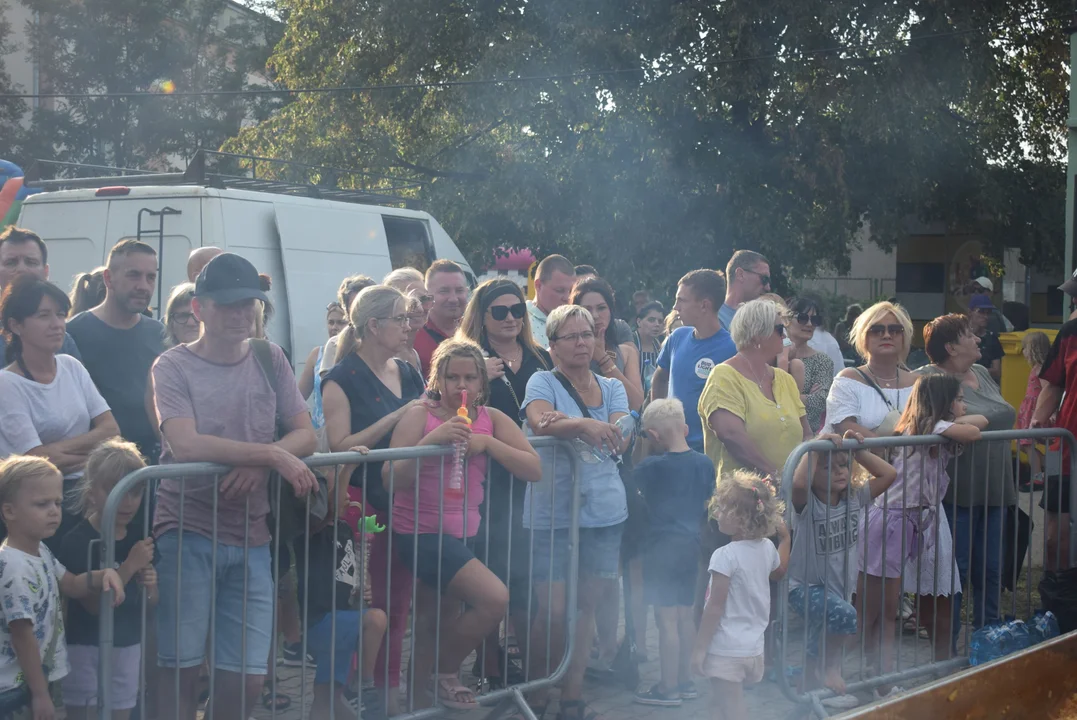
[868,324,905,337]
[489,303,526,321]
[795,312,822,327]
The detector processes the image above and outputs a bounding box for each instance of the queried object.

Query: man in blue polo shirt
[651,269,736,452]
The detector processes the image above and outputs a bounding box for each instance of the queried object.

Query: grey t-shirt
[152,342,307,547]
[916,364,1017,507]
[788,484,873,601]
[67,312,164,458]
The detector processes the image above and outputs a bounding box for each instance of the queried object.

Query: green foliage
[0,1,27,159]
[228,1,1063,294]
[14,0,283,169]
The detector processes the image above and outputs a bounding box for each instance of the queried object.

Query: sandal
[430,673,479,710]
[261,684,292,711]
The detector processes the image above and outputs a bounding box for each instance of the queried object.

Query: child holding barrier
[57,439,157,720]
[293,446,390,720]
[691,470,790,720]
[633,398,716,707]
[0,455,126,720]
[787,430,897,709]
[858,374,986,697]
[384,339,541,710]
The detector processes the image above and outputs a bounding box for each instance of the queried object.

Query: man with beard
[68,239,165,461]
[414,259,469,378]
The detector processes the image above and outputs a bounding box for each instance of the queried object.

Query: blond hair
[729,298,786,350]
[426,339,490,406]
[850,301,913,361]
[709,470,784,540]
[1022,331,1051,369]
[0,455,61,511]
[334,285,406,364]
[383,268,424,292]
[641,398,686,433]
[69,439,147,516]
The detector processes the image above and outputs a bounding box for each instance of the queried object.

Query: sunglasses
[868,324,905,337]
[774,324,785,337]
[489,303,526,321]
[795,312,822,327]
[418,294,434,306]
[743,268,771,286]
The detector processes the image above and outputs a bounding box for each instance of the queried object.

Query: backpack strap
[250,338,282,439]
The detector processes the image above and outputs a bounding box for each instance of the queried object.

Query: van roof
[21,185,437,220]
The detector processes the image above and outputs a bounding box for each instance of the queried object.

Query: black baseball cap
[194,253,269,305]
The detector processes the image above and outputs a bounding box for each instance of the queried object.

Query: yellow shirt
[697,364,806,479]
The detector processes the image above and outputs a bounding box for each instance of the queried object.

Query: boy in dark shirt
[632,399,716,708]
[294,517,387,720]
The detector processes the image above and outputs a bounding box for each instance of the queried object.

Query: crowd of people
[0,222,1070,720]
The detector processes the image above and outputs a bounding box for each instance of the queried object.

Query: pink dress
[1017,364,1042,447]
[391,404,492,539]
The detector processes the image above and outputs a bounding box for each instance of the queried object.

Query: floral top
[0,543,68,691]
[801,352,835,433]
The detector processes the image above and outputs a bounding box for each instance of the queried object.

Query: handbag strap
[250,338,283,440]
[552,369,595,420]
[854,367,895,411]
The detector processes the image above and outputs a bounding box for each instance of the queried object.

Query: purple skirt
[860,504,921,579]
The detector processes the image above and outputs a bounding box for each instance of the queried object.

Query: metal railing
[94,438,582,720]
[776,428,1077,719]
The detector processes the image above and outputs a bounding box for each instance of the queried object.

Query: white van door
[272,204,394,377]
[21,200,111,296]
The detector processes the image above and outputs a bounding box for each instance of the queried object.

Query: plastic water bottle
[446,390,471,498]
[574,411,639,463]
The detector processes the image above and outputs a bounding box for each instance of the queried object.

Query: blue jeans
[788,585,859,657]
[945,505,1003,639]
[156,530,275,674]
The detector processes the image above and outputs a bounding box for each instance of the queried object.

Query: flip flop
[430,673,479,710]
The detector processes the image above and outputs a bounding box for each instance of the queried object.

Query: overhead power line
[0,13,1069,101]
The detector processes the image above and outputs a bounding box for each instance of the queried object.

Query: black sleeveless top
[324,353,425,511]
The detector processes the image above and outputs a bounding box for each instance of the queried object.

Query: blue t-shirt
[636,450,715,539]
[656,326,736,451]
[0,332,81,363]
[521,370,629,530]
[719,304,738,332]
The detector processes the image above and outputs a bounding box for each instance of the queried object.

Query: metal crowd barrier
[94,438,582,720]
[776,429,1077,719]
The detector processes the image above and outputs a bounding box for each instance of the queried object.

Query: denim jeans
[945,505,1004,640]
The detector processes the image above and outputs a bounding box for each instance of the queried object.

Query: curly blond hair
[709,469,785,540]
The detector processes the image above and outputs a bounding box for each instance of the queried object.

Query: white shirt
[823,376,913,435]
[0,355,111,479]
[808,329,845,378]
[527,300,549,348]
[0,544,69,691]
[707,539,780,657]
[319,332,344,376]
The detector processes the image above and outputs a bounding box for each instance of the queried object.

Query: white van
[17,176,474,376]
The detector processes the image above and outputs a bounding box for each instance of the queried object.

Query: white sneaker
[900,596,914,621]
[873,686,906,701]
[821,694,860,710]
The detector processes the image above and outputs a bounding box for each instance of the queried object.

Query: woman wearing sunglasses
[786,297,835,433]
[384,267,433,372]
[825,301,916,438]
[456,278,552,688]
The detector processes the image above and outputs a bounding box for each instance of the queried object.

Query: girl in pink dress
[1017,332,1052,488]
[384,339,542,711]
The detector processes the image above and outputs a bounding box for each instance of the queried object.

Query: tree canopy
[8,0,281,169]
[225,0,1070,293]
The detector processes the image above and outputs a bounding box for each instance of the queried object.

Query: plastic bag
[969,612,1060,666]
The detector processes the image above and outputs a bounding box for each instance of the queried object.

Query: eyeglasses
[774,325,786,337]
[489,303,526,321]
[551,331,596,344]
[407,311,427,321]
[378,315,410,327]
[418,294,434,306]
[171,311,197,325]
[868,324,905,337]
[795,312,822,327]
[742,268,771,286]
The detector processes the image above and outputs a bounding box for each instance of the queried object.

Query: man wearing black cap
[969,293,1003,384]
[151,253,317,719]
